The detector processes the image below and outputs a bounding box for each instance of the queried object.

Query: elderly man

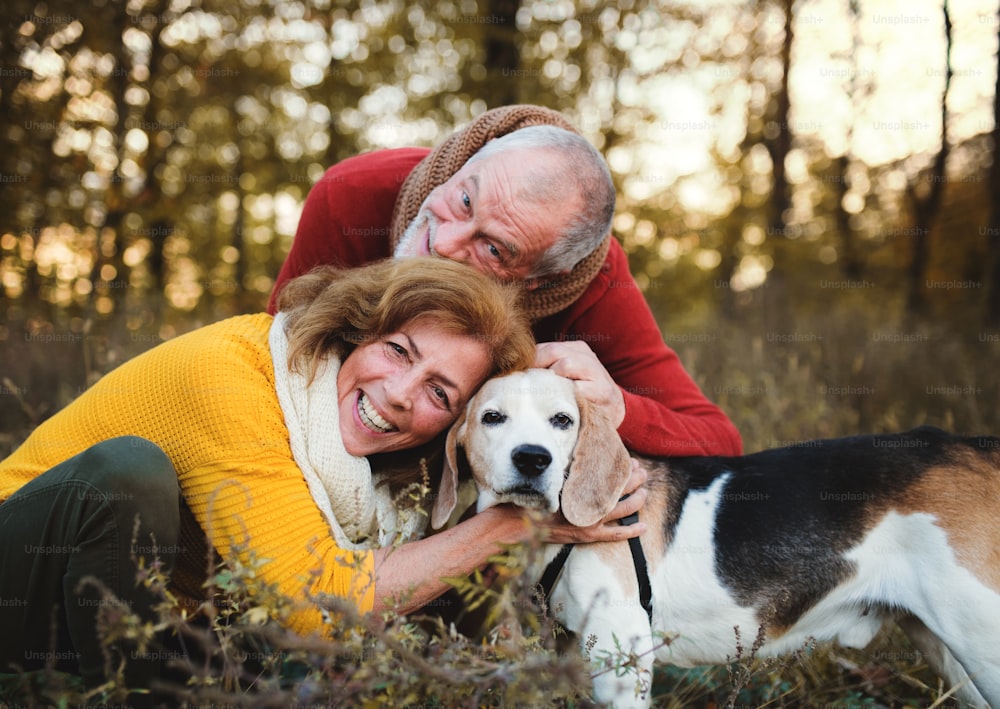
[269,105,741,457]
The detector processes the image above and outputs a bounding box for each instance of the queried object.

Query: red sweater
[270,148,742,457]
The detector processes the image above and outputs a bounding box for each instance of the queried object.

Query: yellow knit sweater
[0,313,375,633]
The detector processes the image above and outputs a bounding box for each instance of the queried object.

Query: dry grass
[1,286,994,707]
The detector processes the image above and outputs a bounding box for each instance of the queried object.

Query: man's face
[394,148,578,283]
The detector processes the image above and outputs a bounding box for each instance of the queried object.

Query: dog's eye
[550,413,574,430]
[481,410,507,426]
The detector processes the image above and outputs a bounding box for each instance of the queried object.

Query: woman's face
[337,320,491,457]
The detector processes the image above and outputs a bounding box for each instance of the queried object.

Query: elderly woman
[0,257,645,698]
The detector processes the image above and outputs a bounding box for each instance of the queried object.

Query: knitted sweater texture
[0,313,374,634]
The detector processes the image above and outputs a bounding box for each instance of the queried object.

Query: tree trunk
[483,0,520,106]
[89,2,132,314]
[139,1,172,299]
[906,0,951,314]
[834,155,862,279]
[837,0,866,280]
[765,0,793,239]
[984,4,1000,327]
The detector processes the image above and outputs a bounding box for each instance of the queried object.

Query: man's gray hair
[466,125,615,277]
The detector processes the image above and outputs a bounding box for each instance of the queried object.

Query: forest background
[2,0,1000,452]
[1,0,999,705]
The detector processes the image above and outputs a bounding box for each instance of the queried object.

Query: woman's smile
[356,391,396,434]
[337,321,491,457]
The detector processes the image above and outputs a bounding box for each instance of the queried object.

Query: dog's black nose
[511,444,552,477]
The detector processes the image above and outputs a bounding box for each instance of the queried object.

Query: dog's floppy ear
[560,393,632,527]
[431,404,469,529]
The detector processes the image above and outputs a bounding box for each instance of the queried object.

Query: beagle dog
[432,368,1000,709]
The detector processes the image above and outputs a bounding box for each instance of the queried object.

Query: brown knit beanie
[390,105,612,322]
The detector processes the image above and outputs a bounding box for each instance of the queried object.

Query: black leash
[535,542,574,614]
[620,507,654,623]
[535,495,653,624]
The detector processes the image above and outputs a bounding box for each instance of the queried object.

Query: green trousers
[0,436,181,700]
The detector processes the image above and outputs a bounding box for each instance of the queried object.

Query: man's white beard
[394,200,436,259]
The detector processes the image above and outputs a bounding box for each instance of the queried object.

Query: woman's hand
[370,459,648,613]
[538,457,648,544]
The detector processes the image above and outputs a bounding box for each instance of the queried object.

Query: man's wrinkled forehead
[461,145,568,204]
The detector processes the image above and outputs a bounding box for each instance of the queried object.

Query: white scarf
[269,312,426,551]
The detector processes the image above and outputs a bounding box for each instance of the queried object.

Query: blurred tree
[1,0,998,445]
[763,0,792,242]
[483,0,520,105]
[904,0,951,315]
[832,0,871,280]
[986,2,1000,328]
[706,0,794,318]
[87,0,132,319]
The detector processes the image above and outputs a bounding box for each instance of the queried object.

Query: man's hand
[534,340,626,428]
